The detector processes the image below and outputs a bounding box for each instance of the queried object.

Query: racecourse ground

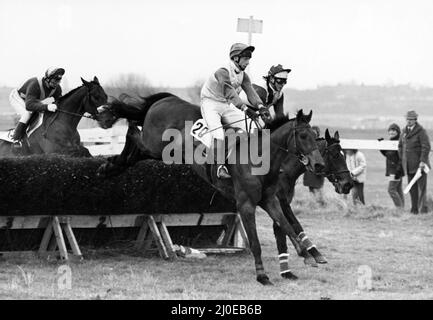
[0,187,432,300]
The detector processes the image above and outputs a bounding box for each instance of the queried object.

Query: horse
[274,129,353,273]
[97,93,352,269]
[0,77,107,157]
[96,93,326,285]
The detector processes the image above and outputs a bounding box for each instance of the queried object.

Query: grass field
[0,127,433,300]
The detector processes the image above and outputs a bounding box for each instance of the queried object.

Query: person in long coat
[398,110,431,214]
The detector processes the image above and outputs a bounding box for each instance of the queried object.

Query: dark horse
[275,130,353,272]
[96,93,326,285]
[0,77,107,157]
[97,93,353,273]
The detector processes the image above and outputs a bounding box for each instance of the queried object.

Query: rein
[42,86,96,137]
[56,109,95,119]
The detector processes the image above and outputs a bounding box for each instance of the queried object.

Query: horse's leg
[260,195,302,280]
[238,199,273,285]
[276,190,318,267]
[278,178,327,265]
[97,124,146,177]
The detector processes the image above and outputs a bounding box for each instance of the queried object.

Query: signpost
[237,16,263,46]
[237,16,263,75]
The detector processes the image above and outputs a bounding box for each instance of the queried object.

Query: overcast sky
[1,0,432,90]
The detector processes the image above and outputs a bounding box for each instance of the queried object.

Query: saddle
[190,118,250,184]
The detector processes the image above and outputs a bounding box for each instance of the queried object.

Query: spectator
[345,148,367,205]
[398,110,431,214]
[379,123,405,208]
[303,126,325,205]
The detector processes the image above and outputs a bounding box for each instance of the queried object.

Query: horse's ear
[325,128,331,141]
[93,76,100,84]
[296,109,303,121]
[334,131,340,141]
[81,77,89,86]
[305,110,313,123]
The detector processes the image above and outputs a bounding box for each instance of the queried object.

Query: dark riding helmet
[229,43,255,59]
[45,67,65,81]
[268,64,291,78]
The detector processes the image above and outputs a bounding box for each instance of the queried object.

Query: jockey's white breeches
[9,89,32,123]
[200,98,262,141]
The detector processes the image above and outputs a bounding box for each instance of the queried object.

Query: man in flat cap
[398,110,431,214]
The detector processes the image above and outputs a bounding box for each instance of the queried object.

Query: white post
[246,16,253,75]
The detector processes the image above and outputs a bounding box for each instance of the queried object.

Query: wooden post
[52,216,68,261]
[38,221,53,254]
[158,220,176,259]
[135,218,149,250]
[234,214,249,249]
[61,217,82,259]
[146,216,169,259]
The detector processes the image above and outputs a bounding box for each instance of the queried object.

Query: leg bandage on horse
[296,231,316,251]
[278,253,291,275]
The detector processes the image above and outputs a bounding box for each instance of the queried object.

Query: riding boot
[213,139,231,179]
[12,121,27,141]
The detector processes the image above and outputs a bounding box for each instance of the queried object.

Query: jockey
[200,43,271,179]
[9,67,64,141]
[254,64,291,118]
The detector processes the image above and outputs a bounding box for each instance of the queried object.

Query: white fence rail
[79,126,401,156]
[0,126,412,156]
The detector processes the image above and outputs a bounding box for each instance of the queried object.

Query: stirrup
[217,165,231,179]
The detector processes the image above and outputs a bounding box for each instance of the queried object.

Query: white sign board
[237,18,263,34]
[340,139,398,150]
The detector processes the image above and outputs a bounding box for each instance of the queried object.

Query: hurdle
[0,212,249,261]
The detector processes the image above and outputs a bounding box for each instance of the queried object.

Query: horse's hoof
[314,255,328,264]
[303,255,318,268]
[308,247,328,264]
[257,275,273,286]
[281,271,298,280]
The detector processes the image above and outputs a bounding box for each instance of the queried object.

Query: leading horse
[96,93,326,284]
[97,93,353,271]
[0,77,107,157]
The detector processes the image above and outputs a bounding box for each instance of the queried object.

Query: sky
[1,0,433,90]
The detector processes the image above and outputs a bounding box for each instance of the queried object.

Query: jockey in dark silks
[253,64,291,119]
[9,67,65,142]
[200,43,271,179]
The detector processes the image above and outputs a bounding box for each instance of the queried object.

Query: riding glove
[47,104,58,112]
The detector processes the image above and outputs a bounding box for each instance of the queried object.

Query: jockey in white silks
[9,67,64,141]
[200,43,271,179]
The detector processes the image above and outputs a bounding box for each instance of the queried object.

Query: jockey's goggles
[274,78,287,85]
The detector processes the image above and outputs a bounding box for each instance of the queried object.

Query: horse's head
[81,76,108,116]
[292,110,325,174]
[96,98,120,129]
[323,129,353,194]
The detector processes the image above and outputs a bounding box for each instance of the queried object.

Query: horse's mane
[56,85,84,103]
[264,114,293,133]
